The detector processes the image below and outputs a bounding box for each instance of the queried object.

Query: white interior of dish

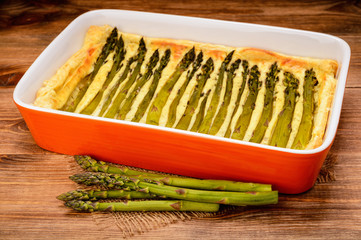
[13,9,351,154]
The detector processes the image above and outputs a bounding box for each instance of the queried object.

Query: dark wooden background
[1,0,361,239]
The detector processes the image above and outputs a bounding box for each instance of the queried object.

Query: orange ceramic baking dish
[13,10,350,194]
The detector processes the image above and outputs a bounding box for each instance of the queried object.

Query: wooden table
[1,0,361,239]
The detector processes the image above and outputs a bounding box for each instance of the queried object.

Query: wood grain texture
[1,0,361,239]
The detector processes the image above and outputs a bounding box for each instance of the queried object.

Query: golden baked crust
[34,25,338,150]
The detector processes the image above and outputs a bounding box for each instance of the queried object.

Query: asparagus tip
[65,200,98,212]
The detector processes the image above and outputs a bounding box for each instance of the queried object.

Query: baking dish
[13,9,350,194]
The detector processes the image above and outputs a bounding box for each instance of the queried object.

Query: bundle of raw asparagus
[58,155,278,212]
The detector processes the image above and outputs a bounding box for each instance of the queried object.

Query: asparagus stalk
[74,155,273,192]
[224,60,249,137]
[231,65,261,140]
[146,47,196,125]
[209,59,241,135]
[291,69,318,150]
[175,58,214,130]
[269,72,299,148]
[190,89,211,132]
[61,27,118,112]
[70,172,278,206]
[75,155,164,177]
[65,200,220,212]
[166,51,204,128]
[117,49,160,120]
[105,36,126,87]
[103,38,147,118]
[249,62,280,143]
[198,51,234,134]
[80,35,126,115]
[131,49,171,122]
[57,189,160,201]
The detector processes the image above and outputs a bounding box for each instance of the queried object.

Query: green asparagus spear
[269,72,299,148]
[131,49,171,122]
[250,62,280,143]
[190,89,211,132]
[209,59,241,135]
[61,27,118,112]
[231,65,261,140]
[291,69,318,150]
[70,172,278,206]
[80,35,126,115]
[90,27,118,77]
[65,200,220,212]
[198,51,234,134]
[117,49,160,120]
[74,155,273,192]
[175,58,214,130]
[166,52,204,128]
[224,60,249,137]
[104,38,147,118]
[75,155,164,177]
[146,47,196,125]
[57,189,160,201]
[136,180,277,206]
[105,35,126,87]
